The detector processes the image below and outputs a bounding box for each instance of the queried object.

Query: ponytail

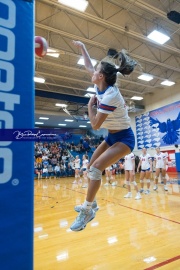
[118,50,137,76]
[99,49,137,85]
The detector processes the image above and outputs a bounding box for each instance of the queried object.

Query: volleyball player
[72,155,81,184]
[70,40,137,231]
[81,154,89,188]
[104,165,113,186]
[153,148,168,191]
[137,148,152,194]
[124,152,141,199]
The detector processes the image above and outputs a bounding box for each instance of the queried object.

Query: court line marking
[65,187,180,225]
[143,255,180,270]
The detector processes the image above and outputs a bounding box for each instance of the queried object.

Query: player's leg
[124,171,132,198]
[74,141,109,213]
[70,142,130,231]
[154,168,160,190]
[144,169,151,194]
[139,171,145,193]
[162,168,168,191]
[131,171,141,199]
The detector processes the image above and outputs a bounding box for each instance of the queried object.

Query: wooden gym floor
[34,173,180,270]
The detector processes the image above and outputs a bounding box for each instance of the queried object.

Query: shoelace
[76,209,89,222]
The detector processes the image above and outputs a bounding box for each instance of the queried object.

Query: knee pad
[88,166,102,180]
[126,180,130,185]
[146,179,151,183]
[155,176,158,180]
[132,181,137,186]
[106,177,109,181]
[140,180,144,183]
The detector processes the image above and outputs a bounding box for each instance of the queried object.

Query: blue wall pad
[0,0,34,269]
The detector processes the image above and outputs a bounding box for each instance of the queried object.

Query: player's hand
[72,40,84,49]
[88,95,97,107]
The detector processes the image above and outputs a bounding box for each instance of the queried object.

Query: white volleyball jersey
[154,153,166,168]
[82,159,89,169]
[95,85,131,130]
[124,153,134,170]
[139,154,151,170]
[74,158,80,169]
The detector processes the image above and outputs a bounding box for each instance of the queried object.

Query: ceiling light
[79,125,87,127]
[87,121,91,123]
[58,124,67,126]
[55,103,67,107]
[39,117,49,120]
[58,0,88,12]
[138,74,153,81]
[35,122,44,124]
[147,30,170,45]
[87,87,96,92]
[131,96,143,100]
[34,77,45,83]
[65,119,74,122]
[47,48,60,58]
[78,57,97,67]
[161,80,175,86]
[84,93,94,98]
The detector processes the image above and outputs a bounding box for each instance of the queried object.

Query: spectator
[54,163,61,179]
[42,165,49,179]
[48,164,54,179]
[36,155,42,165]
[67,163,74,177]
[35,163,42,180]
[51,155,57,167]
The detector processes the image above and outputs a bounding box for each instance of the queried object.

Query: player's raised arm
[72,40,95,76]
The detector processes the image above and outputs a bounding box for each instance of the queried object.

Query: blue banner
[0,1,34,269]
[136,101,180,149]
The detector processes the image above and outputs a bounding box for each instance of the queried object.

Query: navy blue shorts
[105,127,135,152]
[141,168,150,172]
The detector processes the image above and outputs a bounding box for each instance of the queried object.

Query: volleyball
[35,36,48,58]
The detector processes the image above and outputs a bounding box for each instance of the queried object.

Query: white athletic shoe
[139,188,144,193]
[111,181,117,186]
[82,184,88,188]
[124,192,132,198]
[72,180,77,184]
[153,185,158,191]
[70,208,95,231]
[164,185,168,191]
[144,189,150,194]
[135,193,141,200]
[104,183,110,186]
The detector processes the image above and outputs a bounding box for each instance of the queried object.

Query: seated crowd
[34,135,103,179]
[34,142,75,179]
